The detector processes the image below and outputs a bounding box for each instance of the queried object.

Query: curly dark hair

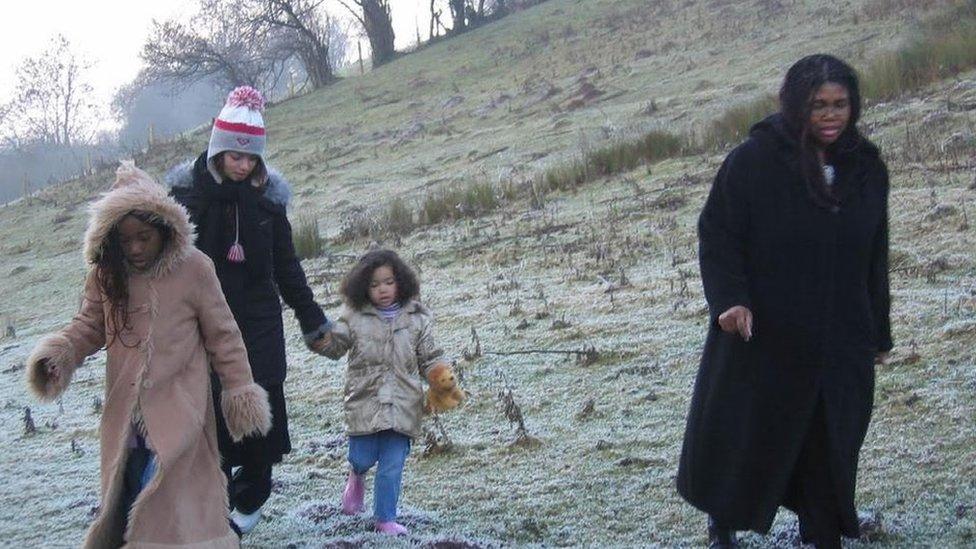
[95,210,172,348]
[779,54,864,209]
[340,249,420,309]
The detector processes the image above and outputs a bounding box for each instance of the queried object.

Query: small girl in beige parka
[25,162,272,549]
[316,249,462,536]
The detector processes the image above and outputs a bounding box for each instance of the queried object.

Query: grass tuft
[862,1,976,101]
[701,94,778,151]
[293,213,325,259]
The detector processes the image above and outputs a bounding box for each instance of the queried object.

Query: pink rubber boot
[341,471,365,515]
[375,521,409,535]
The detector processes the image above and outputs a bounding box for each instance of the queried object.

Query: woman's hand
[310,333,332,354]
[718,305,753,341]
[875,352,888,365]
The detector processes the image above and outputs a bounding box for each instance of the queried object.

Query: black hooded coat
[676,113,892,535]
[166,152,328,386]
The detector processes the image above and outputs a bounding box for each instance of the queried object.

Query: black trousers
[222,457,273,514]
[213,379,290,513]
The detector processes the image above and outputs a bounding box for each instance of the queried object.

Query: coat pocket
[343,365,384,432]
[344,364,383,400]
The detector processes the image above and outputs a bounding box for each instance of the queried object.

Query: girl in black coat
[677,55,892,549]
[166,87,332,535]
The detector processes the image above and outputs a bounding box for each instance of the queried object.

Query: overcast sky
[0,0,432,112]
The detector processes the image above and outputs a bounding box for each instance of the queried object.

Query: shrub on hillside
[293,213,325,259]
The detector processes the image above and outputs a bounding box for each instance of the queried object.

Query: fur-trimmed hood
[164,155,292,207]
[84,161,195,279]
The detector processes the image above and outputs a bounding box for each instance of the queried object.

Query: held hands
[424,362,465,414]
[718,305,753,342]
[310,333,332,354]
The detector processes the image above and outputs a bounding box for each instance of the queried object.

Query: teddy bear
[425,362,465,414]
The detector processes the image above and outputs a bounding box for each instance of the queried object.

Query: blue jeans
[347,430,411,522]
[115,437,157,539]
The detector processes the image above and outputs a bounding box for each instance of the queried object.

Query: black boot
[708,516,739,548]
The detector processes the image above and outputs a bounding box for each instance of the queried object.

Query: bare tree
[0,103,15,148]
[253,0,343,89]
[433,0,508,37]
[429,0,447,40]
[338,0,396,67]
[142,0,287,92]
[473,0,503,23]
[6,35,96,147]
[111,71,224,150]
[448,0,467,33]
[326,18,352,71]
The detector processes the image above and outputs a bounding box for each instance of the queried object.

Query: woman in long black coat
[166,87,331,535]
[676,55,892,549]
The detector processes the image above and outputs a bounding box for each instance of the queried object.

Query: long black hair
[340,249,420,309]
[95,210,173,348]
[778,54,863,208]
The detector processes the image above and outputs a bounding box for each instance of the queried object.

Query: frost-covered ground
[2,0,975,547]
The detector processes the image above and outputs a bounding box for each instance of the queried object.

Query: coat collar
[749,113,880,208]
[360,300,422,317]
[749,113,880,164]
[358,301,425,331]
[163,153,292,208]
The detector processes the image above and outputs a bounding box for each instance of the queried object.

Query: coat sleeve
[271,210,331,347]
[868,164,893,353]
[416,315,445,378]
[26,271,106,401]
[192,255,272,441]
[698,145,753,325]
[317,313,353,360]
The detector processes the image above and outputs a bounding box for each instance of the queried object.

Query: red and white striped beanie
[207,86,267,173]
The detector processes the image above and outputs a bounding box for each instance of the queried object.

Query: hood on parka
[83,161,195,279]
[749,112,880,161]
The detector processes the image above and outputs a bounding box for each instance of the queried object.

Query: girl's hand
[42,359,60,384]
[718,305,753,341]
[310,333,332,354]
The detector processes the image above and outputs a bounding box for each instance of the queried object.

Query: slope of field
[1,0,973,547]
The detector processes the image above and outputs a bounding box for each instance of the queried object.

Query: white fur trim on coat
[26,333,78,401]
[220,383,272,442]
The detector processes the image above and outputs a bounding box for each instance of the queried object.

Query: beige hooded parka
[26,162,271,548]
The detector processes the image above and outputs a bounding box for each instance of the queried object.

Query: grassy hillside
[1,0,974,547]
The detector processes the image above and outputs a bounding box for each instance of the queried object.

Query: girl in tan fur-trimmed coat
[25,162,272,549]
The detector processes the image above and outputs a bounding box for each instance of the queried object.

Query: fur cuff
[221,383,272,442]
[26,334,78,401]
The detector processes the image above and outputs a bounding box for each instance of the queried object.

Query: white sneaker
[230,507,262,534]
